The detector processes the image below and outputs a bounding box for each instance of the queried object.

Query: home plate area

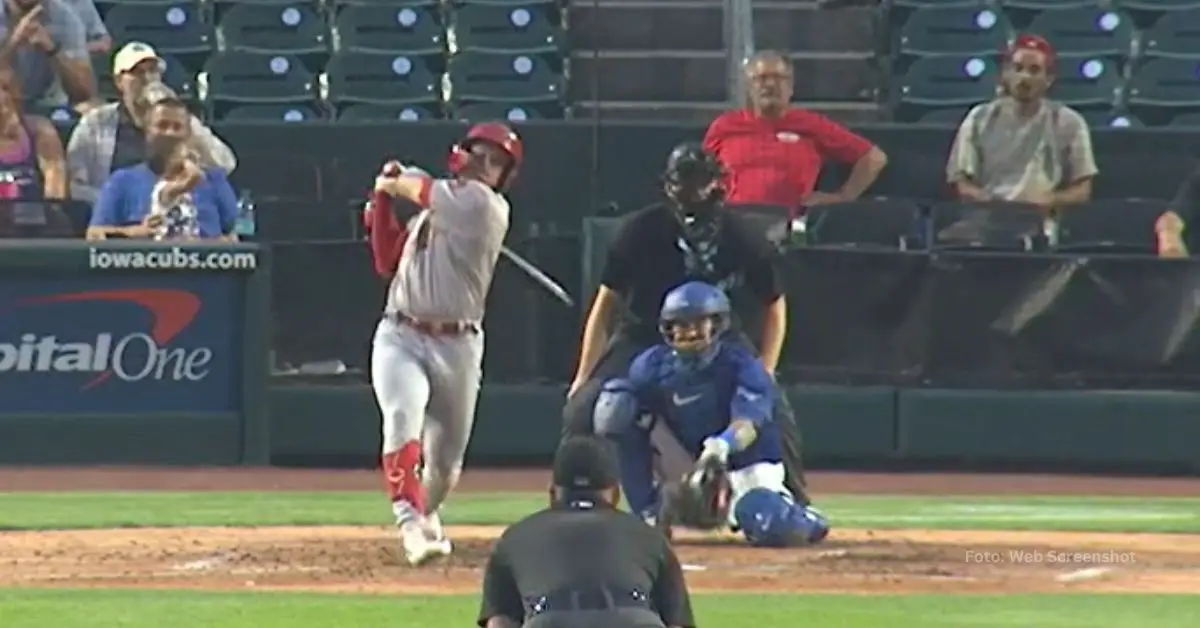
[3,526,1199,595]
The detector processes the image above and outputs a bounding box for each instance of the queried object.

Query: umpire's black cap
[552,436,619,492]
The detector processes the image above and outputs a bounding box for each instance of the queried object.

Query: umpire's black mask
[663,142,725,221]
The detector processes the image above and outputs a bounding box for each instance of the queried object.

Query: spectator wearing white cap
[0,0,100,110]
[66,42,236,203]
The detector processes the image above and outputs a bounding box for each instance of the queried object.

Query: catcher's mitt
[657,457,733,538]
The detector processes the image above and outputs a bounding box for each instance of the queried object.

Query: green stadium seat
[446,51,564,104]
[1026,8,1135,57]
[452,101,546,122]
[220,104,329,122]
[897,6,1012,57]
[201,51,317,114]
[1127,58,1200,124]
[322,52,440,109]
[1122,0,1200,12]
[92,52,196,102]
[336,103,441,122]
[1079,110,1142,129]
[453,0,559,7]
[1142,9,1200,59]
[1003,0,1096,9]
[1049,55,1122,111]
[447,4,564,56]
[102,1,213,56]
[217,3,329,64]
[28,104,81,135]
[893,55,999,121]
[333,4,445,56]
[890,0,979,7]
[917,107,970,126]
[1169,110,1200,126]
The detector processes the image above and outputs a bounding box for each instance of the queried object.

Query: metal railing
[725,0,756,107]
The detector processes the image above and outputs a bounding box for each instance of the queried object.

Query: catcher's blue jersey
[626,340,783,471]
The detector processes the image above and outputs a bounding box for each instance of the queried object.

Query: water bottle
[234,191,256,239]
[788,214,809,248]
[0,171,19,200]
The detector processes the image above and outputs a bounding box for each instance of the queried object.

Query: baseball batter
[365,122,523,566]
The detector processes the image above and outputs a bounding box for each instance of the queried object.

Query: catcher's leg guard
[733,487,829,547]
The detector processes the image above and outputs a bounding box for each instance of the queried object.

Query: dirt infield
[2,468,1200,596]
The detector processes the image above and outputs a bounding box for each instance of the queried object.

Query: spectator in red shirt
[703,50,888,215]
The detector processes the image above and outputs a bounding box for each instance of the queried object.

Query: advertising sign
[0,276,242,414]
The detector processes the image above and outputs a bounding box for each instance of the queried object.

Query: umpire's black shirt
[602,203,784,346]
[477,498,694,628]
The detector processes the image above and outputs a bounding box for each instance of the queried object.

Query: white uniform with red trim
[371,174,509,533]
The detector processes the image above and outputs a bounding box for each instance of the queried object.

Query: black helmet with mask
[662,142,725,244]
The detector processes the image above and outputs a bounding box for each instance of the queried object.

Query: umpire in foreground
[477,437,695,628]
[562,142,810,504]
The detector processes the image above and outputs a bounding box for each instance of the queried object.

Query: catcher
[594,280,829,546]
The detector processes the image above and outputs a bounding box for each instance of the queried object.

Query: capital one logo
[0,289,213,389]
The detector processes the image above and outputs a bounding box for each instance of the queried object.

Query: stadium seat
[897,6,1012,57]
[101,1,213,57]
[220,103,329,123]
[447,4,564,56]
[917,107,970,126]
[1049,55,1122,111]
[217,3,328,67]
[333,3,445,56]
[201,51,318,116]
[91,52,196,102]
[322,51,440,110]
[445,51,564,107]
[1170,111,1200,126]
[29,104,80,135]
[452,101,545,122]
[454,0,559,6]
[337,103,441,122]
[1055,199,1165,254]
[1127,58,1200,124]
[805,199,925,250]
[1003,0,1097,8]
[893,55,999,121]
[1026,7,1135,57]
[1121,0,1200,12]
[1142,9,1200,60]
[930,201,1047,251]
[1080,110,1142,129]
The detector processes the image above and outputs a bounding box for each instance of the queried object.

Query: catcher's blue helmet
[659,281,731,363]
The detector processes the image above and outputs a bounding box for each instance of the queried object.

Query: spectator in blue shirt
[86,99,238,241]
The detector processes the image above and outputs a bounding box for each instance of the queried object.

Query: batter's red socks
[382,441,427,516]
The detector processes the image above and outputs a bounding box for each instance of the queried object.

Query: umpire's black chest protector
[612,204,769,346]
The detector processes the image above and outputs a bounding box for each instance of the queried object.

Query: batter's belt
[386,311,480,336]
[525,585,653,618]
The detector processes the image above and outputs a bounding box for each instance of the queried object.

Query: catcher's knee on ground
[733,488,829,547]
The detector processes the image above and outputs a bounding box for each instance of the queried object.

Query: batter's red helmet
[447,122,524,189]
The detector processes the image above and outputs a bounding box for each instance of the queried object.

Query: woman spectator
[86,99,238,241]
[0,62,66,200]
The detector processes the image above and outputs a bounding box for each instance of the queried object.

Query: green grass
[2,491,1199,533]
[3,492,1199,626]
[1,591,1198,628]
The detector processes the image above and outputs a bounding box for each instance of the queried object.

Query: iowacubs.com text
[89,247,258,271]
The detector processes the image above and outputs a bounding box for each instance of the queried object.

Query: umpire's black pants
[560,332,810,504]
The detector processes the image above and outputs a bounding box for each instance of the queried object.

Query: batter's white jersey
[385,178,511,322]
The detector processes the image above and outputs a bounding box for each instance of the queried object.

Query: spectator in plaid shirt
[66,42,235,204]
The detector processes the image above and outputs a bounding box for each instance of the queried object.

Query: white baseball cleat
[399,515,452,567]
